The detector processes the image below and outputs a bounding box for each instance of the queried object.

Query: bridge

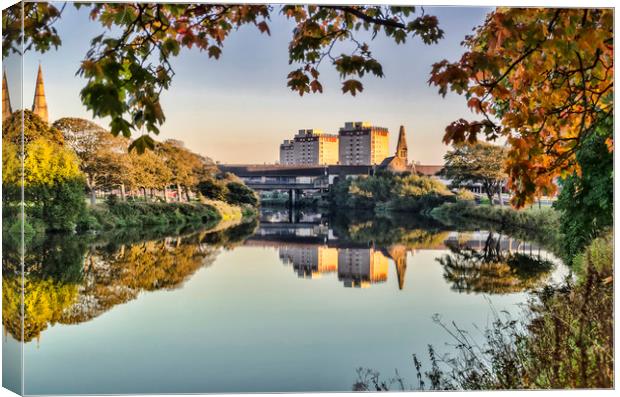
[219,164,377,204]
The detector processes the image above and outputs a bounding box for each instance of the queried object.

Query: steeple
[32,64,48,123]
[2,70,12,121]
[396,125,408,162]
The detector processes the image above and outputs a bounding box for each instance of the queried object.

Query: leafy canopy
[429,8,613,207]
[3,3,443,153]
[442,142,508,203]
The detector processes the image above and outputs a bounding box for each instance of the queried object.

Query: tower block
[2,71,12,121]
[32,64,49,123]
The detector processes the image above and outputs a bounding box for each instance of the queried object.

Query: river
[2,208,568,394]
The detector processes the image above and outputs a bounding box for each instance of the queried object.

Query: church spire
[396,125,408,162]
[32,64,49,123]
[2,70,12,121]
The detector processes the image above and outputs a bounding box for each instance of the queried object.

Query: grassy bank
[77,200,256,233]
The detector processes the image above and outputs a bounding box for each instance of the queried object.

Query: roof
[378,156,410,173]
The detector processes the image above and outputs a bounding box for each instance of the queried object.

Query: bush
[197,178,228,201]
[26,178,87,232]
[226,182,259,206]
[330,172,454,212]
[81,201,221,232]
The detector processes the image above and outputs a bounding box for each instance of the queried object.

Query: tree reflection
[438,233,554,294]
[2,220,257,342]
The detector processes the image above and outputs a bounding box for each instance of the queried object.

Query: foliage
[2,119,86,231]
[157,139,208,194]
[331,172,453,212]
[225,181,259,207]
[197,177,228,201]
[455,188,475,202]
[53,117,129,202]
[553,118,613,262]
[571,231,613,282]
[442,142,508,204]
[429,9,613,207]
[3,3,443,151]
[3,109,64,146]
[82,201,221,231]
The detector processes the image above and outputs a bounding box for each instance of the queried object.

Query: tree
[554,117,613,262]
[23,137,86,231]
[127,146,172,201]
[157,140,204,202]
[197,178,227,201]
[429,9,613,207]
[3,3,443,152]
[53,117,129,205]
[2,111,86,231]
[3,110,64,146]
[225,182,259,207]
[442,142,508,205]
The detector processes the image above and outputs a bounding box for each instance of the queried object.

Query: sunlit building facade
[338,121,390,165]
[279,129,339,165]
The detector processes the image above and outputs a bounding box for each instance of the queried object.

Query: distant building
[279,129,339,165]
[379,125,412,173]
[3,64,49,123]
[2,71,12,121]
[279,140,295,165]
[32,64,49,123]
[338,121,390,165]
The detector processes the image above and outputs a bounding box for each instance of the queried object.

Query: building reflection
[248,210,554,291]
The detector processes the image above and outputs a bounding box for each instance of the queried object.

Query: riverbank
[79,200,257,233]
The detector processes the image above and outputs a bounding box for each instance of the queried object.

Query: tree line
[2,110,257,232]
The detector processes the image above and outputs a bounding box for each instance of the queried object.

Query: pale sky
[5,4,491,164]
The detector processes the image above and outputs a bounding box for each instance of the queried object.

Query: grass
[79,201,222,232]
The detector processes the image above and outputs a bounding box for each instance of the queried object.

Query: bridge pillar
[289,188,296,207]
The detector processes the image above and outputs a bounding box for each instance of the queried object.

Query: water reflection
[3,208,559,344]
[246,209,559,292]
[2,221,257,343]
[438,232,555,294]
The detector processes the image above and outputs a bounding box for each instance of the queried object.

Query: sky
[5,4,491,164]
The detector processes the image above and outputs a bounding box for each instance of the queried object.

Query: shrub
[197,178,228,201]
[226,182,259,206]
[331,172,454,212]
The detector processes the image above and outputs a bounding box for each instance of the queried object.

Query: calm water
[3,209,568,394]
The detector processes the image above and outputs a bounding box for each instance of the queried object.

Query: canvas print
[1,2,614,394]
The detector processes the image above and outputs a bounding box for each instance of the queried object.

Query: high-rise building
[338,121,389,165]
[279,140,295,165]
[279,129,339,165]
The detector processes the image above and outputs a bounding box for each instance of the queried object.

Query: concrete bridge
[219,164,376,204]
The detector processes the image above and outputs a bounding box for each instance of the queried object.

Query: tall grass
[353,231,614,390]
